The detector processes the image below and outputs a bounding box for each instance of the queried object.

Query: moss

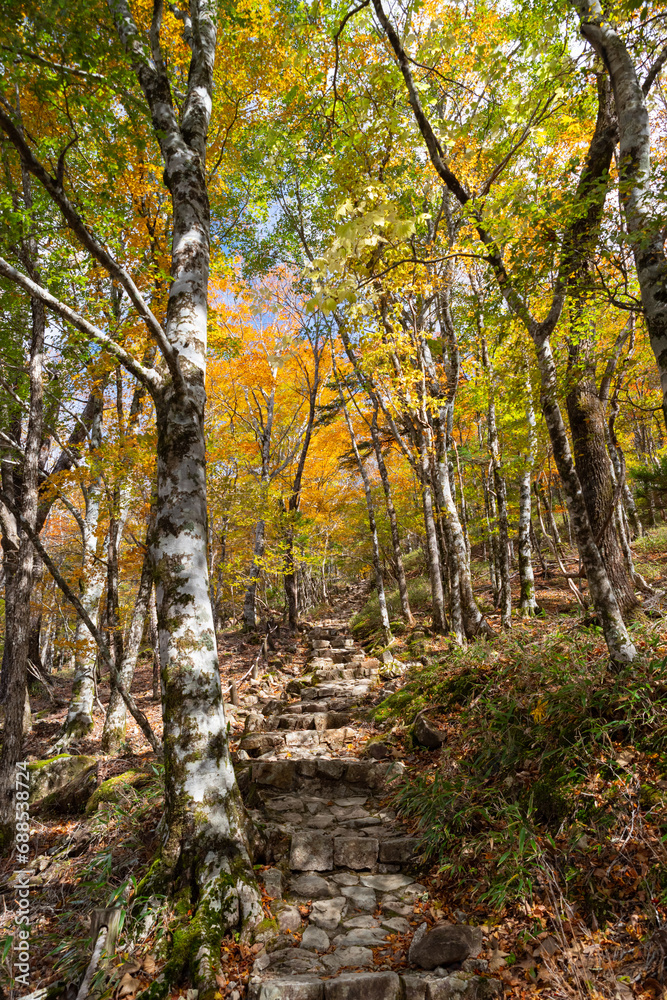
[85,771,151,814]
[28,753,72,769]
[254,917,278,935]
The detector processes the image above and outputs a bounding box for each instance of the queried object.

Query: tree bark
[369,408,414,625]
[58,392,106,744]
[0,293,44,836]
[102,525,154,753]
[338,387,392,642]
[481,335,511,627]
[566,352,638,613]
[518,380,538,614]
[573,1,667,427]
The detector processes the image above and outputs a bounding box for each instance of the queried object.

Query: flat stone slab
[340,884,376,911]
[360,873,415,891]
[334,837,379,870]
[248,976,324,1000]
[291,874,333,899]
[290,832,334,871]
[324,972,401,1000]
[329,946,374,969]
[309,896,346,931]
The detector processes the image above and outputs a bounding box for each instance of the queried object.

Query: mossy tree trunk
[0,0,262,987]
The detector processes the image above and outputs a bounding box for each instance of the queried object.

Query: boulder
[276,903,302,932]
[29,755,99,815]
[244,713,265,734]
[85,770,151,814]
[409,923,483,970]
[413,715,447,750]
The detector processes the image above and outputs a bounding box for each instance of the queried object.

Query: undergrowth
[350,577,432,639]
[377,622,667,923]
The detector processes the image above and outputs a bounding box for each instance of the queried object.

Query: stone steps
[234,623,502,1000]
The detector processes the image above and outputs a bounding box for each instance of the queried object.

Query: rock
[379,838,419,864]
[402,974,429,1000]
[85,770,151,814]
[254,761,295,789]
[382,916,411,934]
[276,904,302,932]
[286,680,302,696]
[262,699,284,715]
[315,759,345,781]
[380,897,413,918]
[333,928,388,947]
[332,873,359,886]
[309,896,346,931]
[29,755,99,815]
[343,916,379,929]
[291,874,332,899]
[408,923,483,970]
[329,946,373,968]
[339,885,376,911]
[359,873,414,892]
[300,925,330,952]
[413,715,447,749]
[240,733,285,756]
[324,972,402,999]
[244,713,265,734]
[263,868,283,898]
[334,837,378,870]
[290,833,334,872]
[461,960,489,974]
[248,976,324,1000]
[363,741,391,760]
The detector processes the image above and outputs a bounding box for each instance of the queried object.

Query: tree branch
[0,488,161,753]
[0,256,160,391]
[0,102,173,365]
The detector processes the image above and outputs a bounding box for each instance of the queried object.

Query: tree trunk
[102,532,154,753]
[243,518,266,630]
[0,292,44,836]
[566,360,638,613]
[518,389,538,614]
[339,391,392,642]
[58,394,106,745]
[535,336,636,662]
[369,409,414,625]
[574,2,667,427]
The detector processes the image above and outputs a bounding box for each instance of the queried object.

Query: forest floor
[1,528,667,1000]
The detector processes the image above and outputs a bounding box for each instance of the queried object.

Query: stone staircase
[231,624,502,1000]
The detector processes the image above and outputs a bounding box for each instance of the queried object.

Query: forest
[0,0,666,999]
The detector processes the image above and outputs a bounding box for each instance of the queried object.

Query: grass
[350,577,433,640]
[374,621,667,924]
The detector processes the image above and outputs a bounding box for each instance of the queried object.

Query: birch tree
[0,0,261,988]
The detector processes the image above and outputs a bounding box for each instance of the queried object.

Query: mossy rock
[85,770,152,814]
[29,754,99,815]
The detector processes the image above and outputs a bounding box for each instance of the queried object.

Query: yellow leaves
[531,698,549,724]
